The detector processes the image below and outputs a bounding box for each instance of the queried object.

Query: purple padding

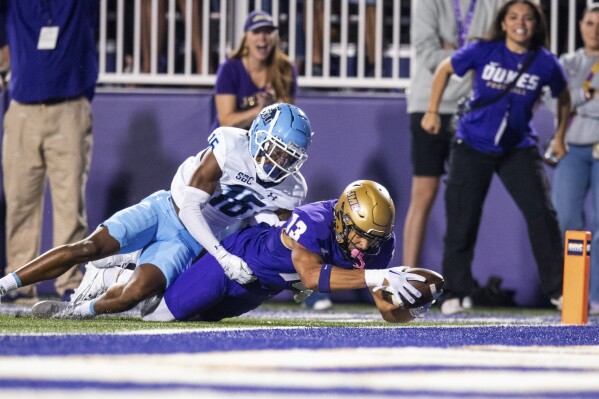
[0,90,563,306]
[87,91,213,228]
[1,326,598,356]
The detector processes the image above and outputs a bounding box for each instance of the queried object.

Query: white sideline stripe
[1,346,599,393]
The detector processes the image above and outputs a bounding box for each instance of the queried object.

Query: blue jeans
[552,144,599,303]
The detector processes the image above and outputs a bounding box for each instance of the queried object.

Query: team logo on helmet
[347,190,361,213]
[335,180,395,268]
[248,103,314,183]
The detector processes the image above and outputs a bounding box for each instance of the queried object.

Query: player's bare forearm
[371,289,414,323]
[291,240,367,292]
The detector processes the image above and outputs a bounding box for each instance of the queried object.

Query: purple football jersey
[162,199,395,321]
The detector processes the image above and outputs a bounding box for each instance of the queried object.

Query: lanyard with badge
[454,0,477,48]
[38,0,59,50]
[451,0,477,85]
[583,59,599,98]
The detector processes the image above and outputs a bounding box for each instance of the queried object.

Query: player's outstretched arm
[178,149,255,284]
[290,239,367,292]
[290,240,419,323]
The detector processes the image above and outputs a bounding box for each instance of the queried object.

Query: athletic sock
[74,299,96,318]
[0,272,21,296]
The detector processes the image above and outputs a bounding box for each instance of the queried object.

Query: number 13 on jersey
[285,213,307,240]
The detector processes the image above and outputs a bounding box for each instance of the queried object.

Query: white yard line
[1,346,598,395]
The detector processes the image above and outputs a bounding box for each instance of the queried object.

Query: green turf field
[0,302,570,334]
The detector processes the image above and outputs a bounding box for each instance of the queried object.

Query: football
[381,267,444,309]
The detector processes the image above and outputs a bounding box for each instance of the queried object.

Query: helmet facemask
[251,109,309,183]
[334,180,395,268]
[335,204,387,268]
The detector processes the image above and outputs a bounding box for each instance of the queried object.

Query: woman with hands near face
[210,10,297,131]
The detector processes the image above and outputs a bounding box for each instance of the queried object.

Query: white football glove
[366,266,424,307]
[215,248,256,284]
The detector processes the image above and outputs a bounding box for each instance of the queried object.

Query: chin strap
[351,249,365,269]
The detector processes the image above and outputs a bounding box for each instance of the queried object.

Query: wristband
[318,264,333,293]
[364,269,385,288]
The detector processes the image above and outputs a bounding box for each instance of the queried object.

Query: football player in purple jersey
[141,180,436,324]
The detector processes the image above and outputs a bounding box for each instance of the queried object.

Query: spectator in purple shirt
[210,10,297,131]
[421,0,570,314]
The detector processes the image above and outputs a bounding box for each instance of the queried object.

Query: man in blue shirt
[0,1,98,302]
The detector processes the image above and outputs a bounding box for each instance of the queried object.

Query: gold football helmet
[334,180,395,263]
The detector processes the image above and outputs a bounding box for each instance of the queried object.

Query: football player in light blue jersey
[0,103,313,319]
[140,181,436,324]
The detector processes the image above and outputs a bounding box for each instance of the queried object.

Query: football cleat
[139,294,163,318]
[70,264,107,304]
[31,300,92,319]
[89,251,140,269]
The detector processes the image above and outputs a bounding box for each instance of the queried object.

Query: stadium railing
[97,0,587,91]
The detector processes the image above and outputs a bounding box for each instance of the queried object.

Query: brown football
[381,267,444,309]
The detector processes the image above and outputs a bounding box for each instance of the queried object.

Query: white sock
[75,300,96,317]
[0,273,20,295]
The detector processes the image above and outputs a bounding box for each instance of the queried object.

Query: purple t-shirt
[451,40,567,153]
[210,57,298,131]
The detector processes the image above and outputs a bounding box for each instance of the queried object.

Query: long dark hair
[230,32,295,104]
[483,0,549,50]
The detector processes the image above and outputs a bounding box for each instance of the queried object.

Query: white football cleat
[70,264,107,304]
[89,251,140,269]
[31,300,92,319]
